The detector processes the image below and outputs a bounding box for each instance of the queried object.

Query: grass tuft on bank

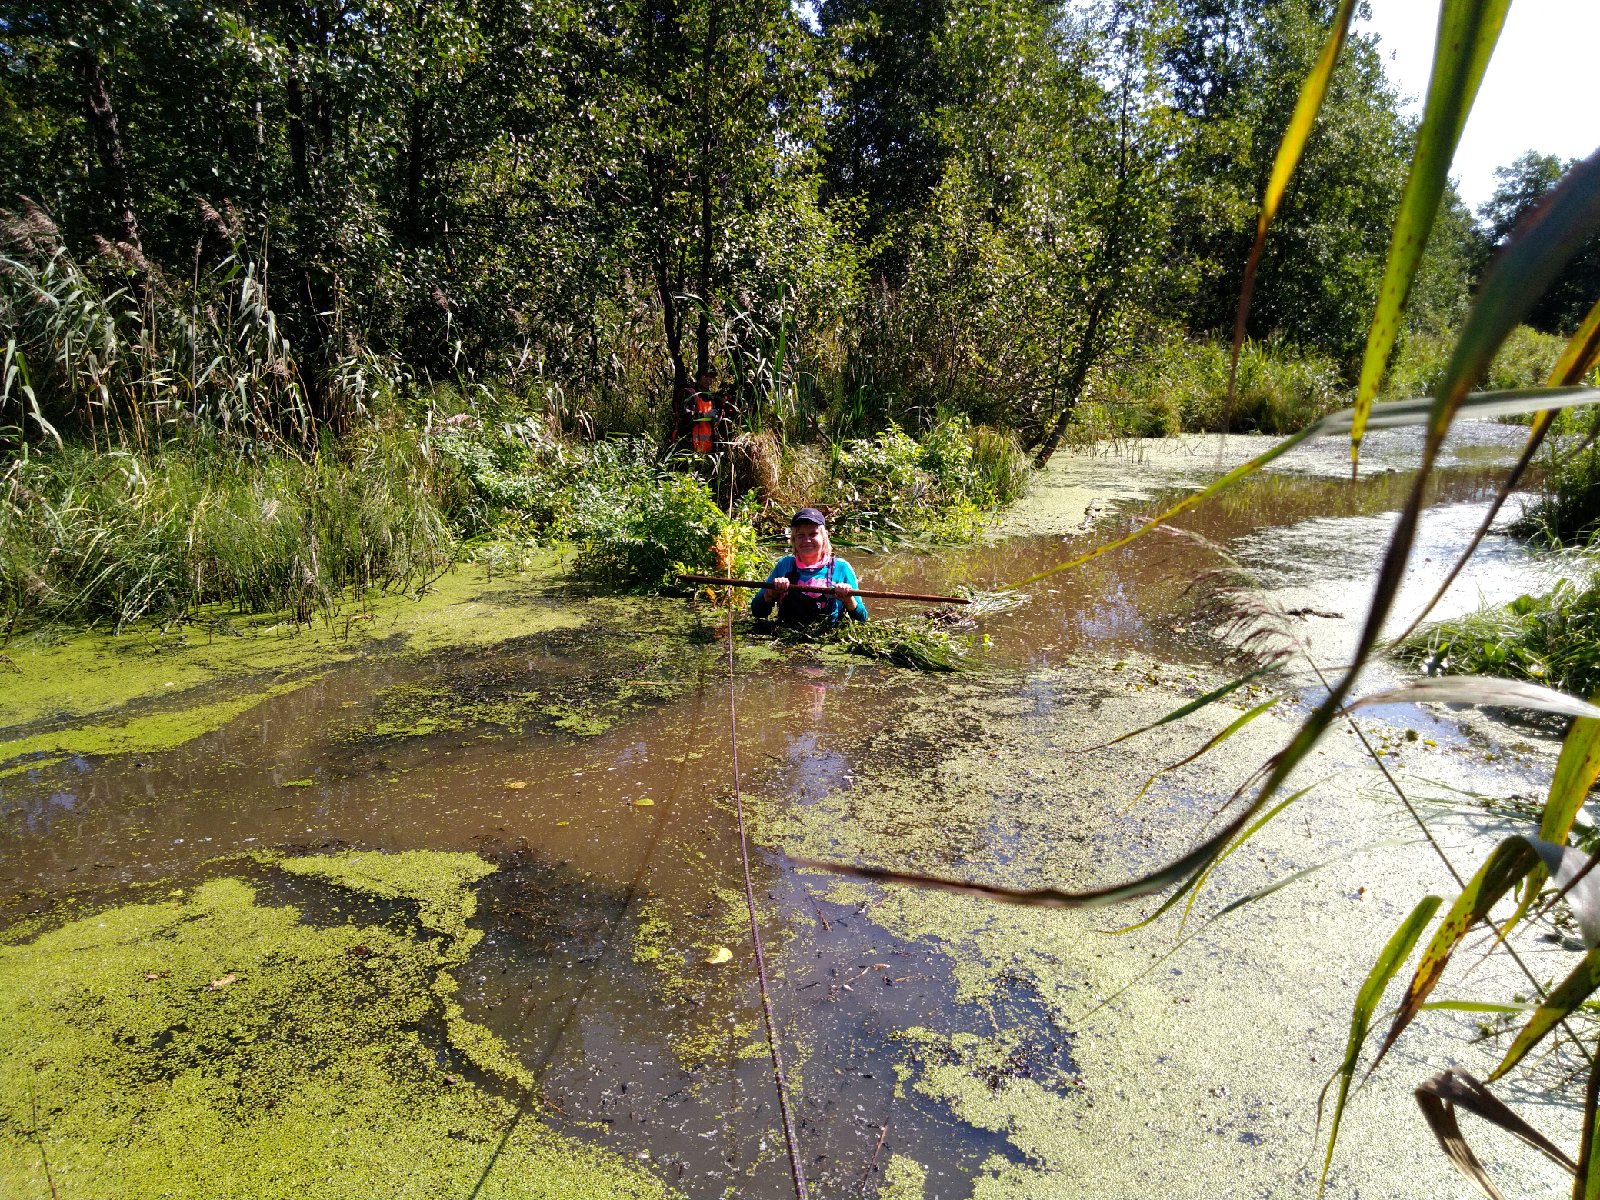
[1398,565,1600,702]
[1083,339,1345,439]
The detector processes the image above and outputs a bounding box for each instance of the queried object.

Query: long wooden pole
[678,574,969,605]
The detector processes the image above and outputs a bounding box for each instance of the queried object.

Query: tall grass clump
[967,425,1031,506]
[0,432,456,631]
[1382,322,1568,402]
[1091,338,1344,437]
[1399,568,1600,702]
[0,201,390,451]
[1512,429,1600,546]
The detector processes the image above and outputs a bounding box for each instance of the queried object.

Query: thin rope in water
[725,606,809,1200]
[465,693,702,1199]
[720,456,809,1200]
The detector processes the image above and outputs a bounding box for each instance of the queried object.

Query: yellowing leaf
[704,945,732,965]
[1349,0,1512,468]
[555,820,570,827]
[632,797,655,807]
[504,780,527,790]
[1228,0,1359,413]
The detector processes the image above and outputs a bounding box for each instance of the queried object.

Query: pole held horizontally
[677,574,970,605]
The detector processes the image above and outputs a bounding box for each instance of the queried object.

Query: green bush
[562,439,760,589]
[432,416,570,534]
[827,417,1003,540]
[1484,325,1567,392]
[1399,567,1600,701]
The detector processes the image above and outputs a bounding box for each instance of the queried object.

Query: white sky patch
[1359,0,1600,214]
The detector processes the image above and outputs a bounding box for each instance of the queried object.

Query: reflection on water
[0,430,1575,1196]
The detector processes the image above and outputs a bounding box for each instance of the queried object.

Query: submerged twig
[857,1115,891,1198]
[29,1066,60,1200]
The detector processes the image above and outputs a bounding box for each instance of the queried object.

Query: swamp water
[0,427,1588,1199]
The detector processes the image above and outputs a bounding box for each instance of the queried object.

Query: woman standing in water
[751,509,869,625]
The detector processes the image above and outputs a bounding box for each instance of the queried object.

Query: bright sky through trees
[1360,0,1600,214]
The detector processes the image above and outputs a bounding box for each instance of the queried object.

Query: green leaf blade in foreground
[1578,1051,1600,1200]
[1387,293,1600,649]
[1431,150,1600,447]
[1492,947,1600,1081]
[1311,152,1600,954]
[1108,782,1318,936]
[1543,718,1600,846]
[1085,667,1277,751]
[1373,838,1543,1072]
[826,320,1600,921]
[1228,0,1358,406]
[1319,895,1442,1194]
[1349,0,1510,468]
[1123,697,1280,813]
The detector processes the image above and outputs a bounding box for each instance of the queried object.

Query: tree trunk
[286,75,310,193]
[77,46,143,262]
[645,152,688,400]
[1035,54,1138,470]
[405,91,427,241]
[694,3,718,377]
[1031,282,1113,468]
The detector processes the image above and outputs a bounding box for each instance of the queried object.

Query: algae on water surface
[0,563,586,771]
[275,848,497,954]
[755,657,1574,1199]
[0,853,675,1200]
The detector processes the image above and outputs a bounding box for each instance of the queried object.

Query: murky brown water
[0,426,1579,1197]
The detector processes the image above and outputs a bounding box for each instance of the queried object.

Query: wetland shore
[1,429,1587,1199]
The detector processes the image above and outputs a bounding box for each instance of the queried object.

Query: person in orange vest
[670,370,711,452]
[684,368,721,454]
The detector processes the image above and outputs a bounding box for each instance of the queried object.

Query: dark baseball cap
[789,507,826,527]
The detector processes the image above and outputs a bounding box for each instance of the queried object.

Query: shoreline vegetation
[2,0,1593,651]
[1,320,1577,641]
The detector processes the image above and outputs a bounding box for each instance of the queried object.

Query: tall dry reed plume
[0,200,400,451]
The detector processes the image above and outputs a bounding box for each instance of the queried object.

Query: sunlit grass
[1399,566,1600,702]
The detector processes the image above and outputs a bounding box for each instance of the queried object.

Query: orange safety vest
[689,391,717,454]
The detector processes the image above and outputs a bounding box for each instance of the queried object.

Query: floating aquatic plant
[828,617,969,672]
